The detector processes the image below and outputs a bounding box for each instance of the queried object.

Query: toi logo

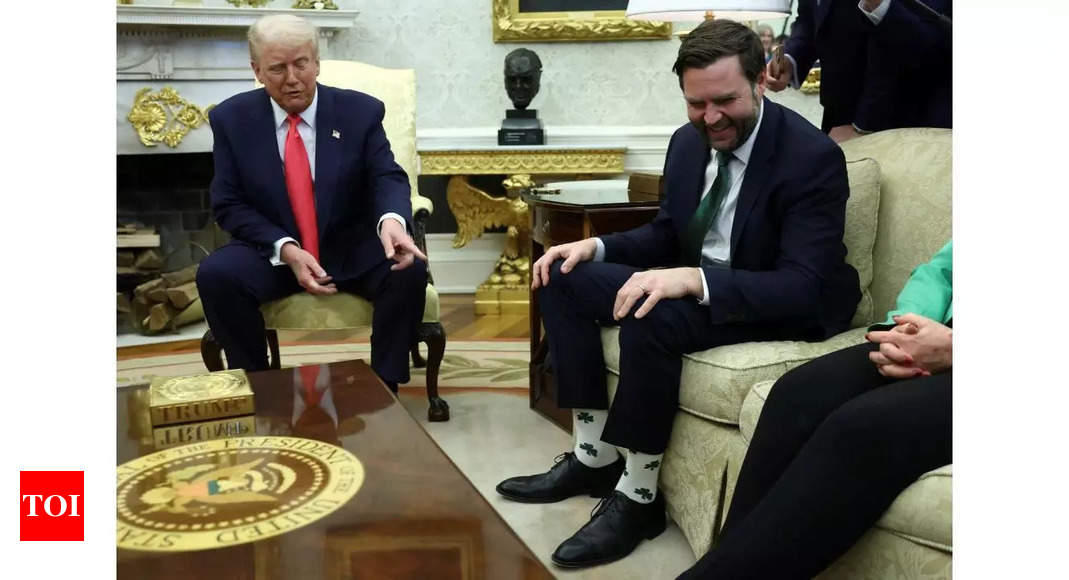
[20,471,84,541]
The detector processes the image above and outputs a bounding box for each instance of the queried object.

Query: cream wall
[330,1,820,130]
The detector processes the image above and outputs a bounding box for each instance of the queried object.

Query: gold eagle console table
[419,146,626,314]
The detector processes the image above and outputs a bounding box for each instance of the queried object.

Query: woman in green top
[679,241,953,579]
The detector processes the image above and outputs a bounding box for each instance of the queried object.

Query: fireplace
[117,152,227,273]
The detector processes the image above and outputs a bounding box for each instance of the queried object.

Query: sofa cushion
[840,128,951,320]
[601,326,868,425]
[876,465,953,552]
[261,284,440,330]
[843,158,881,327]
[741,381,952,552]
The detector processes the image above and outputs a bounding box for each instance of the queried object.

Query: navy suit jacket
[787,0,951,132]
[600,99,860,341]
[208,83,412,282]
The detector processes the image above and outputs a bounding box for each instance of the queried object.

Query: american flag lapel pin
[332,129,341,139]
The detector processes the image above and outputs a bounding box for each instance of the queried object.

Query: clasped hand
[865,313,952,379]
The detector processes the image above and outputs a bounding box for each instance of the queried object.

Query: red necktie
[299,365,323,407]
[284,113,319,261]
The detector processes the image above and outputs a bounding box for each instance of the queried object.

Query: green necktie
[681,151,733,266]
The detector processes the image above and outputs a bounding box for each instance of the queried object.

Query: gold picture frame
[492,0,671,43]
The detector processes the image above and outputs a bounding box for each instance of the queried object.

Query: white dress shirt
[267,87,406,266]
[593,100,765,305]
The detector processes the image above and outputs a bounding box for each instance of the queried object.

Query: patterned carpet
[116,339,530,388]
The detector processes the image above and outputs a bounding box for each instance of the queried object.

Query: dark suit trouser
[680,342,952,579]
[197,241,426,383]
[538,260,788,454]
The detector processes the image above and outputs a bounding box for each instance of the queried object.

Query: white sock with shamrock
[572,409,620,468]
[615,449,664,504]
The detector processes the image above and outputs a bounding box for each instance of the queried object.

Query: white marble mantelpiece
[117,4,357,31]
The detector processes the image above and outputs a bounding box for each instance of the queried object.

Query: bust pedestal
[498,109,544,145]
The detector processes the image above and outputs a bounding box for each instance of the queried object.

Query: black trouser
[537,260,788,454]
[197,241,427,383]
[680,342,952,579]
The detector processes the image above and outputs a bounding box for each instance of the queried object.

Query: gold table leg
[446,175,533,315]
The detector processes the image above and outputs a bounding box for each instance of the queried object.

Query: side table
[523,180,661,431]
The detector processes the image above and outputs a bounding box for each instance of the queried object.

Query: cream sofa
[602,128,952,578]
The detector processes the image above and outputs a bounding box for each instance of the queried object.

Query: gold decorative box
[149,369,254,427]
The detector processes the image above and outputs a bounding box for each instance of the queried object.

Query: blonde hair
[248,14,319,63]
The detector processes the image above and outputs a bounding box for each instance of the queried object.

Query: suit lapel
[729,98,777,261]
[313,83,339,237]
[251,90,299,235]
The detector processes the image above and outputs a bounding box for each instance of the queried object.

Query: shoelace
[589,491,623,520]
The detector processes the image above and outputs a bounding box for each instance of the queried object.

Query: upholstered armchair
[200,60,448,422]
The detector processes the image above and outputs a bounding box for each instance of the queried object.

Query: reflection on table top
[524,179,659,209]
[116,359,553,580]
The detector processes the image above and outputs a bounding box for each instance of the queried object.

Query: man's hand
[828,124,860,143]
[380,218,428,271]
[613,268,704,320]
[531,238,598,290]
[766,50,792,92]
[866,313,953,378]
[281,242,337,296]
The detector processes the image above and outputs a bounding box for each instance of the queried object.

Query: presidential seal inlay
[117,436,363,551]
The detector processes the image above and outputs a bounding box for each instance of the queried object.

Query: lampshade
[626,0,791,21]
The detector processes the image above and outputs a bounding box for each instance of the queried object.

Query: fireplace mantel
[117,4,358,30]
[117,4,357,155]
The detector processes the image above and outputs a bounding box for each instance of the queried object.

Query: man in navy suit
[768,0,951,142]
[196,15,427,391]
[495,19,860,568]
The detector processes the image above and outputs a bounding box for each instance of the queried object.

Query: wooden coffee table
[117,359,553,579]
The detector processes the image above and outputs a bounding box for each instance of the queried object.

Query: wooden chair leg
[411,341,427,368]
[201,330,225,371]
[417,321,449,422]
[267,329,282,370]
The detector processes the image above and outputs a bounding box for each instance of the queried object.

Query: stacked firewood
[117,224,205,334]
[117,224,163,275]
[119,264,205,334]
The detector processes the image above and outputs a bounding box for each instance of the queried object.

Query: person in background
[756,23,775,63]
[766,0,951,142]
[678,240,952,579]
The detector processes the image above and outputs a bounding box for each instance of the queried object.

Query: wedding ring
[638,284,647,293]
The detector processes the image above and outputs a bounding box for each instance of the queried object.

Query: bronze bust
[504,48,542,111]
[500,48,545,145]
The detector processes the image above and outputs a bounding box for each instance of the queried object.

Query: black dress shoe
[551,491,667,568]
[495,452,624,503]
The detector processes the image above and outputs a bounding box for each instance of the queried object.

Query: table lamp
[625,0,791,22]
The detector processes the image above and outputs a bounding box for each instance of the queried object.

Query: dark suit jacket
[599,99,860,341]
[866,0,952,129]
[787,0,951,132]
[208,83,412,282]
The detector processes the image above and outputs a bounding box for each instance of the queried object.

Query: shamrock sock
[572,409,619,468]
[615,449,664,504]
